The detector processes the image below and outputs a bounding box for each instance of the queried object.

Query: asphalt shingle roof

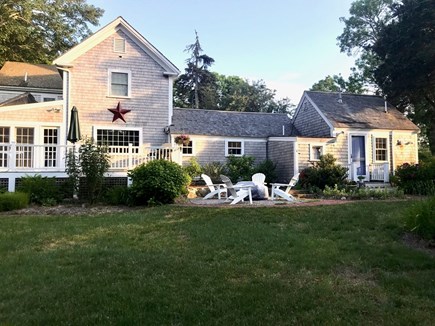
[172,108,295,138]
[0,61,62,89]
[305,91,418,130]
[0,92,37,107]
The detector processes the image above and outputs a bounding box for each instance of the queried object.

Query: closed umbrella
[67,106,81,143]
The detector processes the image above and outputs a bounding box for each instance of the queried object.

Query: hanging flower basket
[175,134,190,146]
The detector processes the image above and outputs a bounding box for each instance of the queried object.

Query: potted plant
[357,175,365,188]
[174,134,190,146]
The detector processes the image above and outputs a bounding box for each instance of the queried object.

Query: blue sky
[88,0,356,104]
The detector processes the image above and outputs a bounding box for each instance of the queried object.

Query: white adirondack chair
[251,172,269,199]
[220,175,253,205]
[201,174,227,200]
[270,173,300,202]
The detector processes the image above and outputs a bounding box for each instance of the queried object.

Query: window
[114,38,126,53]
[44,128,58,167]
[226,141,243,156]
[16,127,34,168]
[96,129,140,153]
[109,69,131,97]
[43,97,56,102]
[375,138,388,161]
[0,127,10,168]
[309,144,324,161]
[182,140,193,155]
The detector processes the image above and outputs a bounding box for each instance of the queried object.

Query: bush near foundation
[0,192,29,211]
[394,159,435,195]
[128,160,191,205]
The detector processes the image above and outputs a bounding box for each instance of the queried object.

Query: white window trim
[181,140,194,156]
[225,139,244,157]
[309,143,325,161]
[93,126,142,146]
[373,135,389,163]
[108,68,132,98]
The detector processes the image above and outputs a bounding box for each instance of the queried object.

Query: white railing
[347,162,389,182]
[0,143,181,172]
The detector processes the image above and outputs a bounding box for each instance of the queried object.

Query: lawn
[0,201,434,325]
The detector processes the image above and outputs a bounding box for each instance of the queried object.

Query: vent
[114,38,126,53]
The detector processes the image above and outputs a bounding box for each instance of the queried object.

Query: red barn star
[108,102,131,123]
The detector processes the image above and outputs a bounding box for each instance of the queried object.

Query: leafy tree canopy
[174,33,294,115]
[372,0,435,153]
[0,0,104,66]
[310,72,365,94]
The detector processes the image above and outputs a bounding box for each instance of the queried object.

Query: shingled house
[0,17,419,192]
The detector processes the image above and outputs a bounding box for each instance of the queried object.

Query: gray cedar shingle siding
[268,141,295,183]
[292,98,331,137]
[305,91,419,131]
[172,109,293,138]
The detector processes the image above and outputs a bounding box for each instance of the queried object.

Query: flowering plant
[174,134,190,146]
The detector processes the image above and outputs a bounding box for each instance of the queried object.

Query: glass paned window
[111,72,129,96]
[16,127,34,168]
[0,127,10,168]
[311,146,322,161]
[182,140,193,155]
[44,128,58,167]
[375,138,387,161]
[227,141,242,156]
[97,129,139,154]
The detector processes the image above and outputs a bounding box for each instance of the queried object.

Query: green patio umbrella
[67,106,81,143]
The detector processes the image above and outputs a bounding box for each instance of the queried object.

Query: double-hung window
[310,145,324,161]
[109,69,131,97]
[182,140,193,155]
[374,138,388,161]
[226,140,243,156]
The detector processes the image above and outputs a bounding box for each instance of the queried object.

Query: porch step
[364,182,392,189]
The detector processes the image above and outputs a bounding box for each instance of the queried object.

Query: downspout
[56,65,72,145]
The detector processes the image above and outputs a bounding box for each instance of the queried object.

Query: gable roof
[304,91,419,131]
[53,16,179,76]
[172,108,295,138]
[0,92,37,107]
[0,61,62,90]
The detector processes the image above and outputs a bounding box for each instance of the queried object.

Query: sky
[88,0,357,104]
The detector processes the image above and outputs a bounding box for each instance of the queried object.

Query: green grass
[0,201,434,325]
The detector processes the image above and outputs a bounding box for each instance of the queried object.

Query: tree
[373,0,435,153]
[0,0,104,66]
[173,31,216,110]
[310,72,365,94]
[337,0,396,86]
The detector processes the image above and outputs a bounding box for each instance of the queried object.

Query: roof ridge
[173,107,288,115]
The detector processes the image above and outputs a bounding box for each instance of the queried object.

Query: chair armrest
[270,183,288,187]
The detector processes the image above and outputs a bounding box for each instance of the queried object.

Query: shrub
[394,160,435,195]
[66,138,111,203]
[128,159,191,205]
[254,159,278,183]
[103,186,131,206]
[322,185,404,200]
[299,154,348,191]
[16,174,60,205]
[404,196,435,240]
[226,155,255,182]
[201,161,226,183]
[0,192,29,211]
[183,157,202,179]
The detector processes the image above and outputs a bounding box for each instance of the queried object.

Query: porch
[0,143,182,192]
[348,162,390,183]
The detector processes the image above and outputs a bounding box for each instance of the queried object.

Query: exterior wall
[325,132,348,166]
[0,103,63,124]
[268,140,295,183]
[180,136,267,166]
[392,131,419,168]
[293,98,331,137]
[296,143,311,171]
[69,29,171,146]
[0,90,62,103]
